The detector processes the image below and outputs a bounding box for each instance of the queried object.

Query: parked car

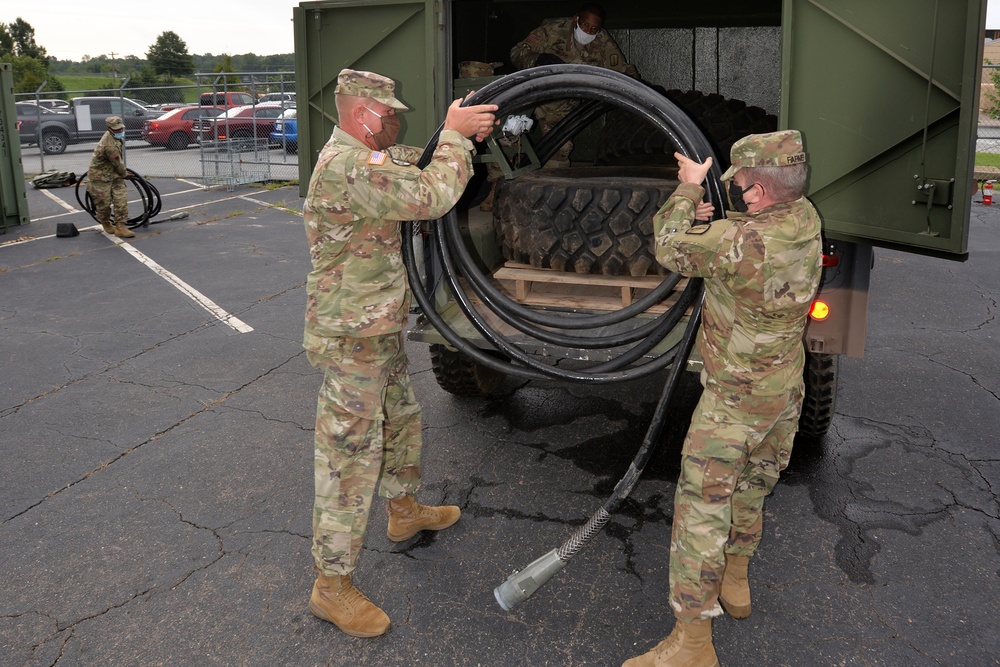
[15,96,163,154]
[14,102,69,147]
[268,108,297,153]
[191,103,285,147]
[198,91,255,108]
[142,105,225,150]
[258,91,296,106]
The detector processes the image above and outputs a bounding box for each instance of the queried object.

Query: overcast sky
[9,1,302,61]
[7,1,1000,62]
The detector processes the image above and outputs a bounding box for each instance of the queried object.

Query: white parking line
[107,233,254,334]
[39,188,80,213]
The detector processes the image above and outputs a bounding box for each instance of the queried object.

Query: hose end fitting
[493,549,567,611]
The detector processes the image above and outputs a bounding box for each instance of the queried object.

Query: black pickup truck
[17,96,163,154]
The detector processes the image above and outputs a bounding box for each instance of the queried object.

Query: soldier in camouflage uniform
[302,69,497,638]
[510,3,638,167]
[87,116,134,239]
[623,130,823,667]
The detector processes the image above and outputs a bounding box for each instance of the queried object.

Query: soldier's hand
[695,200,715,221]
[674,152,713,186]
[444,95,499,142]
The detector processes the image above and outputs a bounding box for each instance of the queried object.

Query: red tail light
[809,300,830,321]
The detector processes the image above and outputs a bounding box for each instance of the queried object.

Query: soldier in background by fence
[86,116,134,239]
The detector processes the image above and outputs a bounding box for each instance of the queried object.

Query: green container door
[294,0,445,196]
[0,63,30,234]
[782,0,985,258]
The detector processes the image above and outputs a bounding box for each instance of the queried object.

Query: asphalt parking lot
[1,179,998,667]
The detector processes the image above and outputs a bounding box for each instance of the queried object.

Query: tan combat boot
[720,553,751,619]
[309,572,391,638]
[621,618,719,667]
[386,495,461,542]
[113,223,135,239]
[98,220,115,234]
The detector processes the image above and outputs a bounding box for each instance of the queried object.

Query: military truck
[292,0,983,439]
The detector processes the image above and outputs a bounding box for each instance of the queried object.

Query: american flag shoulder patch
[368,151,387,166]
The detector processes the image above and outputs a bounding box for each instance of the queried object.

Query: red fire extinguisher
[985,181,993,206]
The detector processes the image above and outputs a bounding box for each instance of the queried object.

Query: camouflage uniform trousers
[669,380,804,621]
[306,332,423,576]
[88,179,128,228]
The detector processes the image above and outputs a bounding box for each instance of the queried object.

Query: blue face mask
[113,131,125,140]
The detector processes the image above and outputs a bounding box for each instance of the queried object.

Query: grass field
[49,74,201,103]
[975,152,1000,169]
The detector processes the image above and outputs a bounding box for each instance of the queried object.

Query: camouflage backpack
[31,170,78,189]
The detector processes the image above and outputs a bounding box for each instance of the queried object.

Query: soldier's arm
[510,23,550,69]
[350,129,475,221]
[653,182,737,277]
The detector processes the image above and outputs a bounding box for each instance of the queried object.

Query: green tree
[4,54,64,94]
[0,23,13,57]
[213,54,242,86]
[146,31,195,77]
[6,18,47,60]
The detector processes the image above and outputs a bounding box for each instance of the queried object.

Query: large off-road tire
[596,90,778,169]
[798,352,839,439]
[430,344,505,397]
[493,166,679,276]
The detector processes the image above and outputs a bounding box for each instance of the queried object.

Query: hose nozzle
[493,549,567,611]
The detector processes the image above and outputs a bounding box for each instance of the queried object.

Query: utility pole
[109,51,118,82]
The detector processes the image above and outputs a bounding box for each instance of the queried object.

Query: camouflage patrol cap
[335,69,407,110]
[720,129,806,181]
[106,116,125,130]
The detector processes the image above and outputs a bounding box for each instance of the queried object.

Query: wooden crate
[491,262,688,314]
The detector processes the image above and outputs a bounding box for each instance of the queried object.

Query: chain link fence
[15,72,300,190]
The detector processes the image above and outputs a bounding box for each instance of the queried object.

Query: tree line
[1,18,293,97]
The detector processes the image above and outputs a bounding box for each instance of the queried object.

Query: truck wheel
[430,344,505,397]
[41,130,68,155]
[493,167,678,276]
[596,90,777,169]
[798,352,839,439]
[166,132,189,150]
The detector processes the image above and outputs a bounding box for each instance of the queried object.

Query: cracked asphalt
[1,180,998,667]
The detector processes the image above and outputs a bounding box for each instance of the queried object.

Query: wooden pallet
[491,262,688,314]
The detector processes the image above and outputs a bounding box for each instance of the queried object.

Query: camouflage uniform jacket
[510,17,638,76]
[303,126,474,349]
[87,131,127,183]
[653,182,823,404]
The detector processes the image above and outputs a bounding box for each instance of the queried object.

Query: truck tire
[596,90,777,168]
[493,167,678,276]
[430,344,505,397]
[41,130,68,155]
[798,352,839,439]
[166,131,189,150]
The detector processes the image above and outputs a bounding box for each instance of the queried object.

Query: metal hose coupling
[493,549,567,612]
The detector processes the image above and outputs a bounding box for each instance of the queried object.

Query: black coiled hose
[401,65,727,608]
[404,64,724,383]
[75,168,163,230]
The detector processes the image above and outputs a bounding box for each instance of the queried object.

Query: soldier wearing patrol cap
[86,116,134,238]
[302,68,498,638]
[623,130,823,667]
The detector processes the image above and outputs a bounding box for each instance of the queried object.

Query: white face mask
[574,23,597,45]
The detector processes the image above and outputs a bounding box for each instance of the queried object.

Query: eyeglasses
[577,17,602,35]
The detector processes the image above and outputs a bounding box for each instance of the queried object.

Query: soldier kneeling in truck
[623,131,822,667]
